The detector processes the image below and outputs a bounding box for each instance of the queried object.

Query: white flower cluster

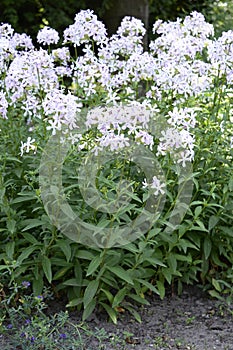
[0,9,230,165]
[37,26,60,45]
[85,104,154,153]
[42,89,82,134]
[63,9,107,46]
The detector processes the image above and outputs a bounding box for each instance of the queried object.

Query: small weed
[185,316,196,325]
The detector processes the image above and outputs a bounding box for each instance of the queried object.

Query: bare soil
[82,285,233,350]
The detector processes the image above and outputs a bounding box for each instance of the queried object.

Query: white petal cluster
[63,9,107,46]
[37,26,60,45]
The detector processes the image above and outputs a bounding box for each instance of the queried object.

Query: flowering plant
[1,10,233,323]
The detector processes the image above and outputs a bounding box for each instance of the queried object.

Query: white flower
[11,33,34,50]
[0,91,8,119]
[42,89,82,134]
[37,26,59,45]
[142,176,166,196]
[151,176,166,196]
[63,10,107,47]
[20,137,37,156]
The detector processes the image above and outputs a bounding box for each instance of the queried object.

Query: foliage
[0,10,233,328]
[202,0,233,37]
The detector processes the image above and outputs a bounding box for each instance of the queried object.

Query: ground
[1,285,233,349]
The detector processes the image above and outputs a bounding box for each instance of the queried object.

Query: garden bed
[1,285,233,350]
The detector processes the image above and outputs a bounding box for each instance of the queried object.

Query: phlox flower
[157,127,195,166]
[142,176,166,196]
[151,176,166,196]
[10,33,34,50]
[183,11,214,38]
[52,47,70,63]
[52,47,72,77]
[86,104,151,134]
[0,23,14,39]
[135,130,154,150]
[63,9,107,47]
[0,91,8,119]
[207,30,233,83]
[5,49,59,104]
[20,137,37,156]
[167,107,196,130]
[21,93,41,119]
[117,16,146,38]
[37,26,59,45]
[177,150,194,167]
[95,130,130,152]
[42,89,82,134]
[22,281,31,288]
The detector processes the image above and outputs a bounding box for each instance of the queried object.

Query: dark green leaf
[203,236,212,260]
[42,256,52,283]
[100,302,117,324]
[83,279,99,309]
[112,288,127,308]
[87,255,102,276]
[107,266,134,285]
[82,299,96,321]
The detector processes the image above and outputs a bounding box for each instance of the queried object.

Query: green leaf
[145,257,166,267]
[5,241,15,260]
[11,193,37,204]
[100,302,117,324]
[228,177,233,191]
[174,253,192,263]
[136,279,159,295]
[53,266,72,280]
[156,280,165,299]
[86,255,102,276]
[112,288,127,308]
[7,219,16,234]
[203,236,212,260]
[178,238,199,253]
[100,289,114,304]
[208,215,219,231]
[22,219,45,231]
[161,268,173,284]
[208,290,223,300]
[167,255,177,273]
[6,156,22,163]
[17,246,38,264]
[125,305,142,323]
[76,250,95,260]
[63,278,83,287]
[66,298,83,307]
[33,276,43,296]
[82,299,96,321]
[194,206,202,218]
[128,293,150,306]
[22,232,40,244]
[108,266,134,285]
[212,278,222,292]
[83,279,99,309]
[56,240,71,262]
[42,256,52,283]
[196,220,208,232]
